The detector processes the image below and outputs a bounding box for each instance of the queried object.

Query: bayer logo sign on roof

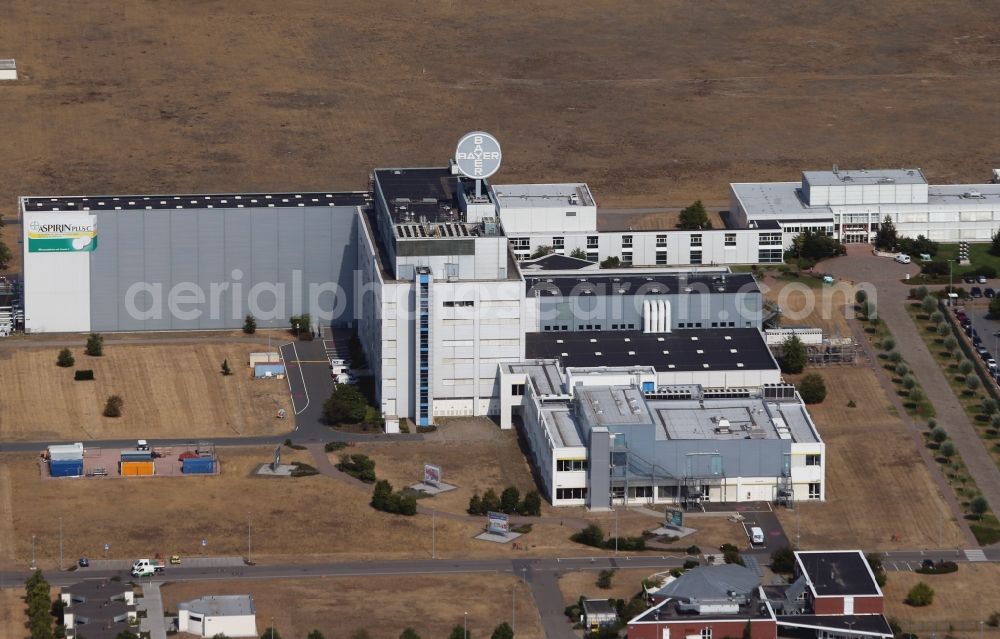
[455,131,502,179]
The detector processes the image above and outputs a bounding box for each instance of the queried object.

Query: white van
[894,253,911,264]
[750,526,765,545]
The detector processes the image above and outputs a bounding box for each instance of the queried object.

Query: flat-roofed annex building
[499,351,823,510]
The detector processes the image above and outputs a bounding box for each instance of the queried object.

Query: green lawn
[935,243,1000,276]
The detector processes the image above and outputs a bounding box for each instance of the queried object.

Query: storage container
[120,460,154,476]
[182,457,215,474]
[49,459,83,477]
[48,443,84,461]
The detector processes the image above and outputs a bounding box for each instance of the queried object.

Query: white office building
[178,595,257,638]
[731,167,1000,244]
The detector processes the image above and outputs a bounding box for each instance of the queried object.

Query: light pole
[464,611,468,639]
[31,534,36,569]
[512,583,516,633]
[247,513,252,563]
[432,510,436,559]
[59,518,63,571]
[614,505,619,555]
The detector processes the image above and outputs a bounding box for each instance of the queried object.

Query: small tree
[261,628,281,639]
[468,493,484,515]
[931,426,948,443]
[371,480,394,512]
[243,314,257,334]
[500,486,521,514]
[939,441,956,460]
[597,569,615,589]
[921,295,937,315]
[905,582,934,607]
[929,310,944,324]
[56,348,75,368]
[967,375,981,394]
[780,336,807,374]
[908,387,924,403]
[888,350,903,364]
[866,553,888,587]
[307,632,325,639]
[902,375,916,390]
[520,490,542,516]
[481,488,501,513]
[991,414,1000,430]
[913,285,929,301]
[875,214,897,250]
[573,523,606,548]
[798,373,827,404]
[85,333,104,357]
[399,629,421,639]
[679,200,711,229]
[530,245,555,259]
[221,359,232,376]
[971,496,989,520]
[103,395,124,418]
[895,363,909,377]
[983,398,998,416]
[569,247,588,260]
[943,336,958,352]
[770,546,796,573]
[854,289,868,305]
[992,230,1000,257]
[959,359,974,376]
[600,256,621,269]
[323,385,368,424]
[881,337,896,352]
[490,622,514,639]
[937,323,950,338]
[447,626,466,639]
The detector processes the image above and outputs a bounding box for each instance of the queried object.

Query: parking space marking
[281,342,310,416]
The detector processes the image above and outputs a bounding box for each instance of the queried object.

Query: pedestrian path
[138,582,167,639]
[965,548,988,562]
[81,556,244,571]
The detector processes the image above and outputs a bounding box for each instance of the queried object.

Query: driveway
[823,246,1000,538]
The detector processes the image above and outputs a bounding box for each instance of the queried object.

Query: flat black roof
[375,167,458,203]
[520,253,596,271]
[777,614,892,637]
[797,551,880,597]
[525,328,777,372]
[525,271,760,297]
[22,191,370,212]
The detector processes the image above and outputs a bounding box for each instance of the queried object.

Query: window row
[556,487,588,500]
[556,459,588,472]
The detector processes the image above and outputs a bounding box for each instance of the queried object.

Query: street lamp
[31,534,36,569]
[464,611,468,639]
[247,513,252,563]
[512,583,516,633]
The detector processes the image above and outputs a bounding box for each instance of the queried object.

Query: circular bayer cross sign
[455,131,502,179]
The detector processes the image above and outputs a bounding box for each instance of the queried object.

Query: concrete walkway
[138,582,167,639]
[825,247,1000,540]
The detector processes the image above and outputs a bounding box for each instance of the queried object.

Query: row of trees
[468,487,542,516]
[371,479,418,516]
[25,571,55,639]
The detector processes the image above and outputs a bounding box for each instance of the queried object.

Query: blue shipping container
[182,457,215,474]
[49,459,83,478]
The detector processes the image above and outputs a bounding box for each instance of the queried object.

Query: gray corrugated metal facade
[89,207,358,331]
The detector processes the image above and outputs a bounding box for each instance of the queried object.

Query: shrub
[770,547,795,573]
[682,559,700,570]
[468,493,484,516]
[908,387,924,403]
[902,375,917,390]
[324,441,347,453]
[85,333,104,356]
[912,285,929,300]
[490,623,513,639]
[289,462,319,477]
[399,629,421,639]
[921,295,938,315]
[530,245,554,259]
[855,290,867,305]
[847,399,857,408]
[937,323,950,338]
[888,350,903,364]
[991,297,1000,319]
[74,370,94,381]
[927,418,937,430]
[967,375,981,393]
[959,359,974,376]
[882,337,896,352]
[56,348,75,368]
[221,359,232,376]
[336,454,376,483]
[992,414,1000,430]
[798,373,827,404]
[103,395,124,418]
[572,523,606,549]
[988,611,1000,627]
[895,363,909,377]
[481,488,501,513]
[905,582,934,606]
[943,336,957,352]
[597,569,615,589]
[685,545,701,555]
[261,628,281,639]
[600,256,621,269]
[983,399,998,416]
[931,426,948,443]
[915,561,958,575]
[243,315,257,334]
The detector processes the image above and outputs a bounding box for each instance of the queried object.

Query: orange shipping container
[120,461,154,476]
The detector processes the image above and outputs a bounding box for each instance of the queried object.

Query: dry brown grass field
[777,368,965,550]
[0,589,24,639]
[0,344,289,440]
[0,0,998,222]
[762,276,854,338]
[558,568,659,606]
[882,564,1000,635]
[161,574,543,639]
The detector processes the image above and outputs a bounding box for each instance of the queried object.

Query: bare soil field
[0,0,998,225]
[161,574,543,639]
[882,564,1000,635]
[558,568,659,606]
[0,589,24,639]
[0,344,289,440]
[777,368,965,550]
[762,275,854,338]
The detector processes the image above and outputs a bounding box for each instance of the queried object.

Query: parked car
[78,557,89,568]
[895,253,911,264]
[979,275,989,284]
[988,359,997,371]
[987,288,996,298]
[956,311,968,321]
[965,275,977,284]
[974,335,983,347]
[972,287,983,298]
[978,347,991,360]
